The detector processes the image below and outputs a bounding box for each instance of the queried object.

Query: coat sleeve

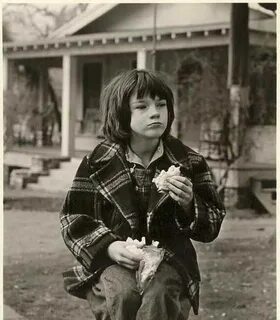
[60,156,119,273]
[174,155,226,242]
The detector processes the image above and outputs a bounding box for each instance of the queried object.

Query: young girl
[60,69,226,320]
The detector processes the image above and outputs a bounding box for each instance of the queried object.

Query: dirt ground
[4,208,276,320]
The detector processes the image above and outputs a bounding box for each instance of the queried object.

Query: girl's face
[129,90,168,140]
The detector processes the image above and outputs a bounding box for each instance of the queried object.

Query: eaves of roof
[49,3,118,38]
[4,22,276,58]
[49,3,273,39]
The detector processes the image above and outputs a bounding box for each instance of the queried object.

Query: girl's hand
[107,241,143,270]
[166,176,193,212]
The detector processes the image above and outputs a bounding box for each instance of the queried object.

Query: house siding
[244,126,276,165]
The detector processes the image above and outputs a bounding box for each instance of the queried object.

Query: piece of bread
[152,165,181,192]
[136,246,165,294]
[125,237,164,294]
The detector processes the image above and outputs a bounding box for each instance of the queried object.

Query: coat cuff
[188,193,226,240]
[174,199,196,232]
[83,232,120,272]
[174,193,208,233]
[189,194,201,231]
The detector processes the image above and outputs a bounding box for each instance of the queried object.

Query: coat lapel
[147,156,173,214]
[89,142,139,232]
[147,139,193,230]
[147,141,188,214]
[88,137,193,236]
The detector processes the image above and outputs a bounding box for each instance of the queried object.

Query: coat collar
[88,137,192,233]
[125,139,164,168]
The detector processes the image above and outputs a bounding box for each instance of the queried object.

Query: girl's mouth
[148,122,163,127]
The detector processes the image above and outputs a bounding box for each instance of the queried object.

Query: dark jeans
[86,262,191,320]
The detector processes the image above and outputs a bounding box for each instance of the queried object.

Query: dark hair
[100,69,174,144]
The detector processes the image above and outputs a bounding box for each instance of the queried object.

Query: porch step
[9,169,40,189]
[251,177,276,215]
[27,158,82,192]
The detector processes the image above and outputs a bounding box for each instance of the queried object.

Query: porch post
[137,49,154,70]
[3,56,15,152]
[3,56,8,91]
[76,59,83,133]
[3,57,15,92]
[170,81,179,138]
[61,55,77,157]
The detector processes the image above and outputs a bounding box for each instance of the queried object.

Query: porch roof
[49,3,118,38]
[3,22,275,60]
[3,24,229,58]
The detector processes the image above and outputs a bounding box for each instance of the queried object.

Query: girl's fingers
[168,176,192,188]
[169,190,180,203]
[119,262,138,270]
[167,180,192,198]
[169,191,193,210]
[169,190,189,203]
[121,249,142,262]
[167,181,184,196]
[117,255,139,267]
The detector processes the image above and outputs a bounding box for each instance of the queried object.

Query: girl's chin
[131,128,166,141]
[146,128,165,136]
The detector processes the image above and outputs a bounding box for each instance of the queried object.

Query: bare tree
[3,4,89,39]
[3,4,89,146]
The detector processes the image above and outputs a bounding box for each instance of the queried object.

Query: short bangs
[129,70,174,102]
[100,69,175,144]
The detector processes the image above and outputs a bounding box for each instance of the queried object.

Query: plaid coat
[60,135,226,315]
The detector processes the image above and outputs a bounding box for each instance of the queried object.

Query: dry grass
[4,209,276,320]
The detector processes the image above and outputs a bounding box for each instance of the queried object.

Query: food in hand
[125,237,145,256]
[152,165,181,192]
[125,237,164,294]
[136,245,165,294]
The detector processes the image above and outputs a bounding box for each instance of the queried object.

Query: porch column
[3,57,15,92]
[3,56,15,152]
[75,59,83,133]
[3,56,8,91]
[170,81,179,138]
[61,55,77,157]
[137,49,154,70]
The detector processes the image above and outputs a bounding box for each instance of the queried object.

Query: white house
[3,3,276,209]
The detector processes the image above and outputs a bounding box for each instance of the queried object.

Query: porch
[4,19,275,158]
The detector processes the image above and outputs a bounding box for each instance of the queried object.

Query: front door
[83,62,102,134]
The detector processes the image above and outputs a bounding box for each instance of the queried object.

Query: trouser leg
[87,264,141,320]
[136,262,191,320]
[86,283,111,320]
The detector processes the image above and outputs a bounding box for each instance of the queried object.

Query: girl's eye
[136,105,147,109]
[157,102,167,107]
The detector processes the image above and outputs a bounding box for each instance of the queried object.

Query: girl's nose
[149,103,160,118]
